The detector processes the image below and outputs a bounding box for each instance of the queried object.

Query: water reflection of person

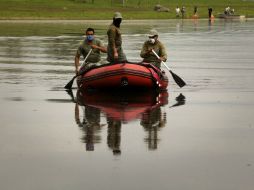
[75,103,103,151]
[208,16,214,31]
[107,117,122,155]
[141,106,166,150]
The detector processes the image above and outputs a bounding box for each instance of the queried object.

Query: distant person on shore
[176,6,180,17]
[208,7,214,19]
[225,6,234,15]
[225,6,230,15]
[140,29,167,69]
[107,12,127,63]
[192,6,198,18]
[231,8,235,15]
[74,27,107,75]
[181,6,186,18]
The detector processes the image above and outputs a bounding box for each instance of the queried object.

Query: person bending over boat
[107,12,127,64]
[75,27,107,75]
[140,29,167,69]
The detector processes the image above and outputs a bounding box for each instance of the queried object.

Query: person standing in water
[107,12,127,63]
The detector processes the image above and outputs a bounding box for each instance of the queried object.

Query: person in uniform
[75,27,107,75]
[107,12,127,63]
[140,29,167,69]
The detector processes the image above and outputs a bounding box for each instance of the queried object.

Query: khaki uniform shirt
[107,24,126,63]
[77,38,104,63]
[140,40,167,69]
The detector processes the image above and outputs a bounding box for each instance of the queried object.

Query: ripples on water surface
[0,19,254,190]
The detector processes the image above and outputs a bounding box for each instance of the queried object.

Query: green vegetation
[0,0,254,19]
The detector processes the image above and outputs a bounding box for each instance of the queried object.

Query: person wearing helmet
[107,12,127,63]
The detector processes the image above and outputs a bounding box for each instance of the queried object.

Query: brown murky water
[0,19,254,190]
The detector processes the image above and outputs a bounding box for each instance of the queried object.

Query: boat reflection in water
[73,89,185,154]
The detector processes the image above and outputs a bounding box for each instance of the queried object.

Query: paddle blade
[169,70,186,88]
[64,76,75,89]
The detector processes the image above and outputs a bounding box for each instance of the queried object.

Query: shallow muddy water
[0,19,254,190]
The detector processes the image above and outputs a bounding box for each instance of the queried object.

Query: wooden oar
[152,49,186,88]
[64,49,92,89]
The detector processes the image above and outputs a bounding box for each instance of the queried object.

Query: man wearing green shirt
[140,29,167,69]
[75,28,107,75]
[107,12,127,63]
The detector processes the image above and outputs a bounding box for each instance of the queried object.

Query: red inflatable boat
[77,62,168,91]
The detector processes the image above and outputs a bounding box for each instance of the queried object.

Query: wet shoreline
[0,17,252,24]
